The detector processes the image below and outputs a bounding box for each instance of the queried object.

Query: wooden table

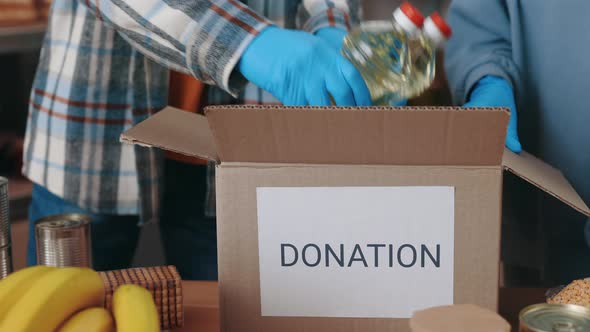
[177,282,547,332]
[177,281,220,332]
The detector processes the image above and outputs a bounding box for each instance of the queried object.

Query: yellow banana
[0,267,105,332]
[113,284,159,332]
[58,307,114,332]
[0,265,55,322]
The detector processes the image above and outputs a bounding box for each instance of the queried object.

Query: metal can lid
[520,304,590,332]
[36,214,91,230]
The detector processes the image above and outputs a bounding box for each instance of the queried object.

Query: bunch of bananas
[0,266,160,332]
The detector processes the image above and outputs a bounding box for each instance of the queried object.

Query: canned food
[0,177,11,248]
[0,244,13,279]
[520,303,590,332]
[35,214,92,268]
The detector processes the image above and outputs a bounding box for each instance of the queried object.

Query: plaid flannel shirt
[23,0,361,223]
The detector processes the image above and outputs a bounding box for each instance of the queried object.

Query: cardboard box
[122,106,590,332]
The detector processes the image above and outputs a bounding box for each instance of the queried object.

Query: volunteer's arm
[444,0,522,152]
[80,0,270,96]
[235,0,370,106]
[297,0,360,50]
[81,0,370,106]
[298,0,361,34]
[445,0,520,104]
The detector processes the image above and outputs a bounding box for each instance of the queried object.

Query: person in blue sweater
[444,1,590,285]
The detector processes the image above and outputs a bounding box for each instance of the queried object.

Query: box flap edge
[120,106,219,163]
[204,105,509,166]
[502,149,590,217]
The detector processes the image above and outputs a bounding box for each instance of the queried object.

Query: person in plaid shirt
[24,0,369,279]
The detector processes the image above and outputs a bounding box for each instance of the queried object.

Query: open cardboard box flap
[121,107,219,162]
[121,106,590,217]
[502,149,590,216]
[122,106,509,165]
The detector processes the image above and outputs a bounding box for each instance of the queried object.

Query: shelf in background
[0,23,46,54]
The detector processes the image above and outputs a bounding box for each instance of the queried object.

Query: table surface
[177,281,547,332]
[177,281,220,332]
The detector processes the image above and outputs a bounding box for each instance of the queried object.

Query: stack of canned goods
[35,214,92,268]
[0,177,13,279]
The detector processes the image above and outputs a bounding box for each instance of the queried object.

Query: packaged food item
[547,278,590,308]
[100,266,183,330]
[401,12,452,100]
[342,2,424,105]
[342,2,452,106]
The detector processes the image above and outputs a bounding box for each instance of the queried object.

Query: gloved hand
[239,27,371,106]
[314,27,347,51]
[464,76,522,153]
[314,27,408,107]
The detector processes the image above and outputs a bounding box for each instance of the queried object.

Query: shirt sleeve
[297,0,362,33]
[443,0,522,105]
[80,0,272,96]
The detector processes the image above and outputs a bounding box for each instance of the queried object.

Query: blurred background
[0,0,539,297]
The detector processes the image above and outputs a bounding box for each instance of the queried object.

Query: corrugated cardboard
[502,149,590,217]
[215,164,501,331]
[121,106,590,332]
[122,108,218,162]
[205,105,506,165]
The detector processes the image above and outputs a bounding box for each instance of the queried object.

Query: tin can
[519,303,590,332]
[0,177,11,248]
[35,214,92,268]
[0,244,13,279]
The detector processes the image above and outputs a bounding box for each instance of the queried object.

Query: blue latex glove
[464,76,522,153]
[239,27,371,106]
[315,27,347,51]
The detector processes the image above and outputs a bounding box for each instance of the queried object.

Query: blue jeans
[27,160,218,280]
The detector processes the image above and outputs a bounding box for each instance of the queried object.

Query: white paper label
[256,186,454,318]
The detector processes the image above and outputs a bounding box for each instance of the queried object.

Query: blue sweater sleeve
[444,0,522,105]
